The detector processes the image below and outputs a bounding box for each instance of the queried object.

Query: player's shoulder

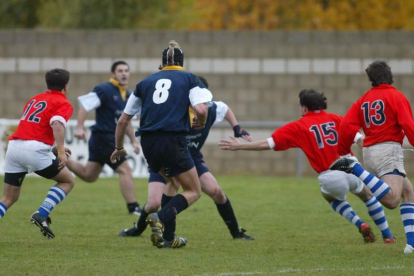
[94,82,111,92]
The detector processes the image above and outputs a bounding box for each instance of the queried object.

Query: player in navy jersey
[111,41,213,248]
[66,61,142,215]
[118,76,254,240]
[220,89,395,244]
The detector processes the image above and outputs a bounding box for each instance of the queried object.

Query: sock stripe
[0,203,7,216]
[374,217,386,225]
[401,208,414,215]
[403,219,414,227]
[48,191,63,203]
[358,170,370,180]
[401,203,414,208]
[46,194,60,204]
[51,187,66,200]
[365,197,376,206]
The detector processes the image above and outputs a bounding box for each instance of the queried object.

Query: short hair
[111,61,129,73]
[365,60,394,87]
[197,76,209,88]
[160,40,184,68]
[45,69,70,91]
[299,89,327,111]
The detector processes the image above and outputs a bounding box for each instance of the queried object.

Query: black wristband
[233,125,241,137]
[115,147,124,151]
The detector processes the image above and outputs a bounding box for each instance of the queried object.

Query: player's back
[135,69,204,133]
[10,90,73,146]
[273,110,342,173]
[354,84,407,146]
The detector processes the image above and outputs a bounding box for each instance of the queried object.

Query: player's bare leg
[66,160,102,182]
[115,161,140,214]
[0,184,21,209]
[378,174,404,209]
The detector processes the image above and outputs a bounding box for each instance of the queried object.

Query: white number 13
[153,79,171,104]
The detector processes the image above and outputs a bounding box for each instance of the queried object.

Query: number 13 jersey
[270,110,343,173]
[9,90,73,146]
[125,66,213,133]
[337,84,414,156]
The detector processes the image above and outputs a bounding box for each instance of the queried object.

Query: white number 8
[153,79,171,104]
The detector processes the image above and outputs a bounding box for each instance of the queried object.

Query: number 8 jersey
[9,90,73,146]
[125,67,212,133]
[270,110,344,173]
[337,84,414,156]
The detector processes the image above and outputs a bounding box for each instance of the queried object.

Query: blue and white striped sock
[38,186,67,218]
[352,164,390,200]
[365,196,392,238]
[0,202,8,218]
[331,200,363,229]
[400,203,414,246]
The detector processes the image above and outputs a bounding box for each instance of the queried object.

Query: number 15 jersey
[270,110,343,173]
[9,90,73,146]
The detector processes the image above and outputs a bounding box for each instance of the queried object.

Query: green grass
[0,175,413,276]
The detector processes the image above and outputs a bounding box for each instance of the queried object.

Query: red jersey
[9,90,73,146]
[338,84,414,155]
[271,110,342,173]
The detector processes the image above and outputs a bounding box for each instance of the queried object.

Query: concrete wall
[1,30,414,176]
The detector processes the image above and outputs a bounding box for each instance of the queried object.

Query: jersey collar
[46,89,66,98]
[109,78,127,101]
[375,84,395,89]
[303,110,325,117]
[161,66,185,71]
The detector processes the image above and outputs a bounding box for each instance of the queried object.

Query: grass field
[0,175,413,276]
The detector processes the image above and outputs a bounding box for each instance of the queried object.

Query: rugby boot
[30,212,55,239]
[118,223,142,237]
[359,223,375,243]
[146,213,164,247]
[329,156,359,174]
[233,227,255,240]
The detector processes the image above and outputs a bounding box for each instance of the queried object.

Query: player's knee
[146,201,160,213]
[116,164,131,176]
[209,187,226,203]
[381,197,400,209]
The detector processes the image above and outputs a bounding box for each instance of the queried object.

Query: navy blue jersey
[132,68,211,133]
[187,102,228,156]
[90,82,130,133]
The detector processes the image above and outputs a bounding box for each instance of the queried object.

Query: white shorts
[318,170,364,201]
[362,142,406,177]
[5,140,56,174]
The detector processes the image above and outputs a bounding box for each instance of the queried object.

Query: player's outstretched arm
[219,137,271,151]
[52,121,67,170]
[224,107,252,142]
[111,112,133,163]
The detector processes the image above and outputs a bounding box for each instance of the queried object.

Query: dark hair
[197,76,209,88]
[111,61,129,73]
[45,68,70,91]
[160,40,184,69]
[299,89,327,111]
[365,60,393,87]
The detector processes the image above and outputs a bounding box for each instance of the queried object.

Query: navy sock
[136,204,149,235]
[216,196,240,237]
[127,202,140,213]
[161,194,173,208]
[158,194,189,241]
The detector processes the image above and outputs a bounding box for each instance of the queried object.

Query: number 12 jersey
[9,90,73,146]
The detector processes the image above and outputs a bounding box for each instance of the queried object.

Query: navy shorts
[88,132,126,171]
[148,150,209,184]
[141,132,194,178]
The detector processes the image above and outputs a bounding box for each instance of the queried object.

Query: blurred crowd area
[2,0,414,30]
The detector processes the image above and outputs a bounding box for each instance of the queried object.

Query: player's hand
[56,147,68,170]
[74,127,86,140]
[233,125,251,142]
[132,142,141,154]
[52,147,72,158]
[219,136,241,151]
[110,148,127,163]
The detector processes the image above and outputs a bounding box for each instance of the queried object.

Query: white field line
[189,265,414,276]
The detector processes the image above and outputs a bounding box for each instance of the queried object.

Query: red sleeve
[395,94,414,146]
[271,122,300,151]
[338,103,361,155]
[53,101,73,122]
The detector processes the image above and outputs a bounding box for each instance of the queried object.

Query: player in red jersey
[220,89,395,243]
[0,69,74,239]
[330,60,414,254]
